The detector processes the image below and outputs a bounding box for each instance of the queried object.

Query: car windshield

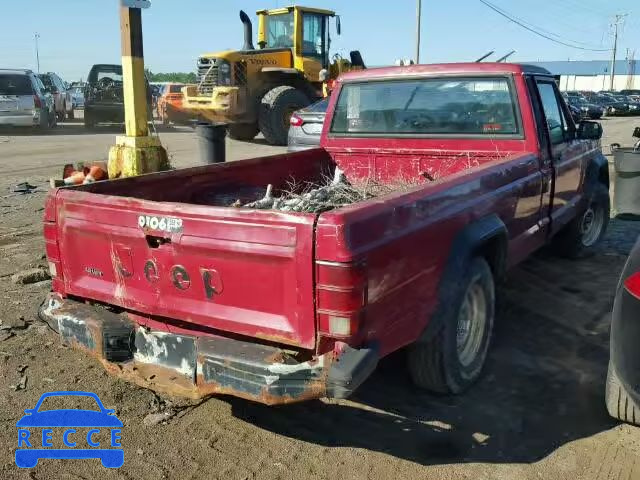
[304,97,329,113]
[169,84,184,93]
[265,12,295,48]
[0,74,33,95]
[331,77,520,136]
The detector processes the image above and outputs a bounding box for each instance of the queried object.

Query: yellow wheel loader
[182,6,364,145]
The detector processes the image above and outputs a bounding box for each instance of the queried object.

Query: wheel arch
[418,215,507,342]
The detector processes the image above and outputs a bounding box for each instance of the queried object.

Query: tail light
[624,271,640,300]
[290,114,304,127]
[43,192,64,292]
[316,260,367,338]
[33,95,42,108]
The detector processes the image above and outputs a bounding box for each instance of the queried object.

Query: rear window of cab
[330,76,522,137]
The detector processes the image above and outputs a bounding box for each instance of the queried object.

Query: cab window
[265,12,294,49]
[536,81,570,145]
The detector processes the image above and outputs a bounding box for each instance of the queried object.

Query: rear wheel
[228,123,260,141]
[606,362,640,425]
[259,86,310,146]
[407,257,495,394]
[552,183,609,258]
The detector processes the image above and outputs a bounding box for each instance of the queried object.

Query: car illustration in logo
[16,391,123,468]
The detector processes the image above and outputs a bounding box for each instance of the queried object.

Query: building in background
[528,59,639,92]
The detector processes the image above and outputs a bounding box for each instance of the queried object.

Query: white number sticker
[137,215,183,233]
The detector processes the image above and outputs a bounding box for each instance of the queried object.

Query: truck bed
[46,146,528,353]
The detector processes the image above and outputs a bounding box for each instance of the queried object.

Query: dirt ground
[1,115,640,480]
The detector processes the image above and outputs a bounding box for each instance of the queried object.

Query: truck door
[532,78,586,233]
[296,11,329,83]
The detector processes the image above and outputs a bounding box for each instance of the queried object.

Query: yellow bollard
[108,5,168,178]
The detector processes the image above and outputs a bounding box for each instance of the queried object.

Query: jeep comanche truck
[41,63,609,405]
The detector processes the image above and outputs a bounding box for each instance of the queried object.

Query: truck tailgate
[54,190,317,348]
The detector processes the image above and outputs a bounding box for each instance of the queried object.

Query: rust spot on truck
[40,293,335,405]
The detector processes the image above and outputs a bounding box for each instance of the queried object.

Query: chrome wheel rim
[456,280,487,367]
[580,204,604,247]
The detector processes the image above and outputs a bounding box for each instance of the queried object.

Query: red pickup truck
[41,63,609,405]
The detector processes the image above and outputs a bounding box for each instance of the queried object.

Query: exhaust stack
[240,10,254,51]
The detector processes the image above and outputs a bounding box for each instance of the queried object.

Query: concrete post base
[108,135,170,178]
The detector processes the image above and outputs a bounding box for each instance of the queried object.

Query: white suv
[0,69,56,130]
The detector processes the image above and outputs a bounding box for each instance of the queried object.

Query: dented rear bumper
[39,293,378,405]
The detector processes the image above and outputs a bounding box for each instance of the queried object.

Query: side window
[302,13,324,58]
[536,82,569,145]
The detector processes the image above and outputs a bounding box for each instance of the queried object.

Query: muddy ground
[0,116,639,479]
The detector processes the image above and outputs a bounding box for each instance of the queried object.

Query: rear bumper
[39,293,378,405]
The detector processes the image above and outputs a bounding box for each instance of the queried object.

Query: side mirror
[336,16,341,35]
[577,120,602,140]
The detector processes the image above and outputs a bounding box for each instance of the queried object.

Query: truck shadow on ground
[228,234,636,466]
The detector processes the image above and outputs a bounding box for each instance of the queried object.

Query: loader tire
[228,123,259,141]
[259,86,310,146]
[407,257,495,394]
[606,361,640,425]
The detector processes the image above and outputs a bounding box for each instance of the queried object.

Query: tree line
[145,70,197,84]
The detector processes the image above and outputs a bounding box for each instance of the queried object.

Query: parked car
[39,72,73,121]
[69,86,84,109]
[41,63,609,405]
[615,94,640,114]
[157,83,191,125]
[606,236,640,426]
[84,64,152,128]
[620,89,640,102]
[287,97,329,152]
[584,92,631,116]
[565,96,604,119]
[84,64,124,128]
[0,69,56,130]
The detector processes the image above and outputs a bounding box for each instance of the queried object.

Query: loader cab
[257,6,339,83]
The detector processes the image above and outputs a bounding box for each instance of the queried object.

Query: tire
[606,362,640,425]
[38,109,50,131]
[84,113,95,129]
[552,183,610,258]
[407,257,495,394]
[259,86,310,145]
[228,123,260,141]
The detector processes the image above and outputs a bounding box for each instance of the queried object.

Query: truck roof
[338,62,552,82]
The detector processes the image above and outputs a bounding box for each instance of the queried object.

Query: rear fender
[418,215,507,342]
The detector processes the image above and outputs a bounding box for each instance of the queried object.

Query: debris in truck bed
[236,169,419,213]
